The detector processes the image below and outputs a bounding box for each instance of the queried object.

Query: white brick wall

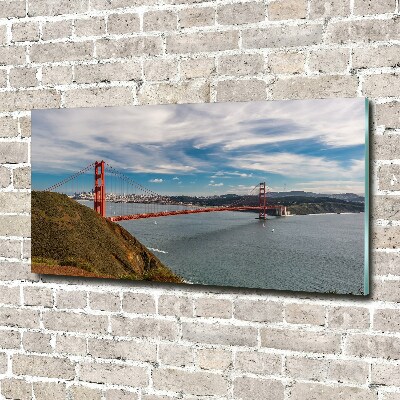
[0,0,399,398]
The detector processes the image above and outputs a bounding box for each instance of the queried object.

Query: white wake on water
[148,247,169,254]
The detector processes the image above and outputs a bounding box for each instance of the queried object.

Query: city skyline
[32,98,367,196]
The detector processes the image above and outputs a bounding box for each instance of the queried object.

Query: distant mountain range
[266,191,364,203]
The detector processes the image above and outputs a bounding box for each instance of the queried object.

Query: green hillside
[32,191,183,283]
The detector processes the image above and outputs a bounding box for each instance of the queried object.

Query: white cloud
[172,177,179,180]
[209,182,224,187]
[149,178,163,183]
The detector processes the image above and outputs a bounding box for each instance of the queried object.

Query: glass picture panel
[31,98,369,295]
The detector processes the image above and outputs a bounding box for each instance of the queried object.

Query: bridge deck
[108,205,286,222]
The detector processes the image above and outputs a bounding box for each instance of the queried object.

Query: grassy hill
[32,191,183,283]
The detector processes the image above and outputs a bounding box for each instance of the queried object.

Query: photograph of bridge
[31,98,369,295]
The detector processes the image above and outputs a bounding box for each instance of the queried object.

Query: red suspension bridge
[45,160,287,222]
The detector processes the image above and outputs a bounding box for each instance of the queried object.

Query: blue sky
[32,98,366,196]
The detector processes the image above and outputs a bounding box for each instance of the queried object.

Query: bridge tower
[94,160,106,217]
[259,182,267,220]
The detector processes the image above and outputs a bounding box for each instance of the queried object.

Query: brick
[217,79,266,102]
[373,280,400,302]
[13,354,75,379]
[108,13,140,35]
[374,136,400,161]
[328,360,369,384]
[22,239,30,259]
[197,348,231,370]
[268,0,307,20]
[261,328,341,354]
[363,74,400,98]
[271,75,358,100]
[235,351,281,374]
[354,0,395,15]
[70,385,102,400]
[373,251,400,275]
[75,61,141,84]
[159,343,193,367]
[180,57,215,79]
[0,215,30,236]
[166,31,239,54]
[11,21,39,42]
[373,195,400,220]
[234,299,283,323]
[0,166,11,187]
[27,0,89,17]
[105,389,138,400]
[328,306,370,329]
[42,20,72,40]
[0,116,18,137]
[381,394,400,400]
[233,376,284,400]
[0,192,30,213]
[195,297,232,319]
[218,53,264,76]
[144,58,178,81]
[122,292,156,314]
[285,303,325,326]
[286,356,328,380]
[91,0,157,10]
[96,37,163,58]
[0,46,26,66]
[13,166,31,189]
[218,2,265,25]
[372,363,400,386]
[1,379,32,400]
[111,316,178,340]
[42,65,73,86]
[310,0,349,17]
[0,0,26,19]
[0,352,6,373]
[373,226,400,249]
[326,19,400,44]
[153,368,228,396]
[56,334,87,356]
[24,286,53,307]
[43,311,108,335]
[89,291,119,312]
[290,382,375,400]
[139,80,209,105]
[378,164,400,191]
[179,7,215,28]
[159,295,193,316]
[374,309,400,333]
[74,17,105,37]
[243,24,323,49]
[143,10,176,31]
[80,362,148,387]
[0,89,61,112]
[0,262,39,282]
[182,321,257,346]
[308,48,349,73]
[0,240,21,258]
[353,45,400,69]
[376,102,400,128]
[88,338,157,362]
[345,333,400,359]
[18,116,30,138]
[64,86,133,108]
[0,142,28,163]
[22,332,52,353]
[0,330,21,349]
[0,68,6,86]
[10,67,37,88]
[56,289,87,309]
[0,285,19,305]
[30,41,93,63]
